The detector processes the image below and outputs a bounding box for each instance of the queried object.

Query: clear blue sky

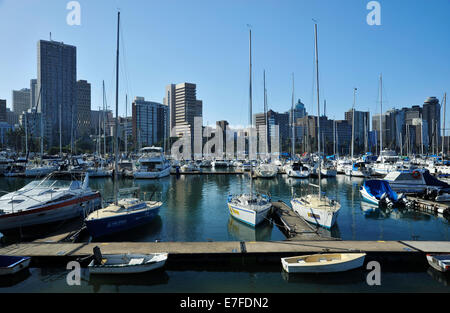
[0,0,449,128]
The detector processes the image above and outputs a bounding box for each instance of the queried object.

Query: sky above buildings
[0,0,449,128]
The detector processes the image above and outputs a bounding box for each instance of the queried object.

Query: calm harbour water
[1,172,450,293]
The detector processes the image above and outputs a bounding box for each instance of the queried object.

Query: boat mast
[291,73,295,159]
[351,88,356,161]
[113,11,120,205]
[264,70,269,159]
[380,74,383,161]
[314,23,322,199]
[442,92,446,156]
[249,27,253,198]
[125,93,128,156]
[102,80,106,157]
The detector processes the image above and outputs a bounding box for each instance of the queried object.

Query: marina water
[1,173,449,292]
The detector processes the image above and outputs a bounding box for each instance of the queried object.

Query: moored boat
[88,247,168,275]
[281,253,366,273]
[0,173,101,232]
[360,179,408,207]
[0,256,31,276]
[426,254,450,273]
[85,188,162,239]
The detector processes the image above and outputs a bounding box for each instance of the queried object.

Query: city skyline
[0,0,449,129]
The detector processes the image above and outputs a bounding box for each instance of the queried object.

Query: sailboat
[290,23,341,229]
[227,28,272,227]
[85,12,162,239]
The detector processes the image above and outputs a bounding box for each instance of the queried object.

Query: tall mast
[314,23,321,199]
[351,88,356,161]
[380,74,383,161]
[113,11,120,205]
[248,27,253,197]
[264,70,269,159]
[442,93,446,156]
[102,81,106,157]
[125,94,128,156]
[291,73,295,158]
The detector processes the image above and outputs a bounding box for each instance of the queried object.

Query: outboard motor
[93,246,103,266]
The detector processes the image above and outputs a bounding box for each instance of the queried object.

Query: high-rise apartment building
[132,97,168,148]
[12,88,31,115]
[76,80,91,137]
[30,79,37,109]
[37,40,77,148]
[345,110,370,153]
[164,83,202,139]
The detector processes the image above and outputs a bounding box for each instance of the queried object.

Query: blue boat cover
[363,180,398,202]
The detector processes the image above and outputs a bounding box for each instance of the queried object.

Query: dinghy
[281,253,366,273]
[426,254,450,273]
[0,256,31,276]
[88,247,168,275]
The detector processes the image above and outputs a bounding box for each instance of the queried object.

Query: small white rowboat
[281,253,366,273]
[88,252,168,275]
[426,254,450,273]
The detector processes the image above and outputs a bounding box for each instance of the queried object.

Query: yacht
[285,161,310,178]
[254,163,278,178]
[384,169,450,194]
[212,159,230,168]
[133,147,171,179]
[0,173,101,231]
[344,161,371,178]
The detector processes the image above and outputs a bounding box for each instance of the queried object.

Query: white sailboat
[290,23,341,229]
[227,27,272,227]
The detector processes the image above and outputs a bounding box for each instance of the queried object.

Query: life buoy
[412,171,421,179]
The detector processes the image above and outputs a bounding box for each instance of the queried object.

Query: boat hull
[227,202,271,228]
[85,206,161,238]
[0,256,31,276]
[0,193,101,231]
[88,253,167,275]
[281,253,366,273]
[133,167,170,179]
[291,199,339,229]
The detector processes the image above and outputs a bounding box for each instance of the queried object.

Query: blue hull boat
[85,199,162,239]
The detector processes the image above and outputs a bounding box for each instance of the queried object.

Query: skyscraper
[12,88,31,115]
[37,40,77,149]
[132,97,168,149]
[422,97,441,151]
[345,110,370,153]
[76,80,91,137]
[30,79,37,109]
[164,82,203,139]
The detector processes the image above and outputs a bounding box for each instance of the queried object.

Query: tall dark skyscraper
[37,40,77,149]
[422,97,441,151]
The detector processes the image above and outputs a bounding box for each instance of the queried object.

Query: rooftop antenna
[50,32,52,41]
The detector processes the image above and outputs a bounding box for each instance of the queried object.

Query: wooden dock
[1,240,450,268]
[271,201,338,241]
[407,196,450,216]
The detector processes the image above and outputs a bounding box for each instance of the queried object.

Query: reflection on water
[0,173,449,243]
[227,217,273,242]
[280,268,367,286]
[88,270,170,293]
[427,267,450,287]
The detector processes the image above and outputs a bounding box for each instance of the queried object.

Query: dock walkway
[271,201,338,241]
